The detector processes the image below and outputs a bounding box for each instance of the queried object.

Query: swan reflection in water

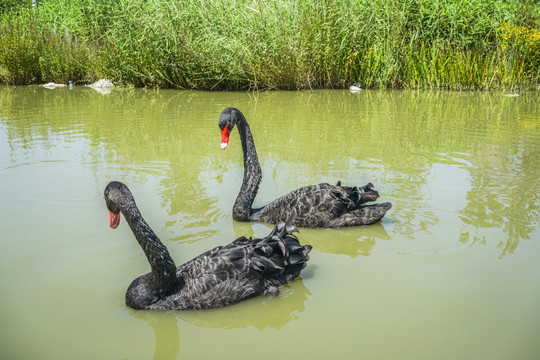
[303,222,391,258]
[130,278,311,360]
[232,220,391,258]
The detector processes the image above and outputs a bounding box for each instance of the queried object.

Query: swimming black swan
[104,181,311,310]
[219,107,392,228]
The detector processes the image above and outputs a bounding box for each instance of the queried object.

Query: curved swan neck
[117,195,178,291]
[233,114,262,222]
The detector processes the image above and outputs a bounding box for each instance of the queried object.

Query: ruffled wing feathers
[251,182,390,227]
[170,223,310,309]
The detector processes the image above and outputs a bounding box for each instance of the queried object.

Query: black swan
[219,107,392,228]
[104,181,311,310]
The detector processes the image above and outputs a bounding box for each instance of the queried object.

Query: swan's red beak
[220,127,230,150]
[109,211,120,229]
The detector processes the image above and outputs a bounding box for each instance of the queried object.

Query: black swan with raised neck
[104,181,311,310]
[219,107,392,228]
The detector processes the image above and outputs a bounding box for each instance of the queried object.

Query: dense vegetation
[0,0,539,90]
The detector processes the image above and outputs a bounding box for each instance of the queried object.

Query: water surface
[1,86,539,360]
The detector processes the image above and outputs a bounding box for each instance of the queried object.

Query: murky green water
[1,86,539,360]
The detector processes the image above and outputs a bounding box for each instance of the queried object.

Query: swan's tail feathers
[330,202,392,227]
[331,182,382,217]
[270,222,299,238]
[251,223,311,286]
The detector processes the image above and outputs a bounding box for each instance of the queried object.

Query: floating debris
[42,82,66,89]
[504,94,519,97]
[87,79,114,94]
[89,79,113,89]
[349,82,361,93]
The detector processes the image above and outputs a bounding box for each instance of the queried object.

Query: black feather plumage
[218,108,392,228]
[104,181,311,310]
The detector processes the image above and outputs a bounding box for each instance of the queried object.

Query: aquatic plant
[0,13,41,84]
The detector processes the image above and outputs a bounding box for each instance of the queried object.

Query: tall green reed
[0,0,538,89]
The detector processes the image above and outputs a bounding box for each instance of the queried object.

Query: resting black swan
[219,107,392,228]
[104,181,311,310]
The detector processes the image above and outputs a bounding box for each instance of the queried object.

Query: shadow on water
[230,220,391,258]
[130,311,181,360]
[129,278,311,360]
[301,223,391,257]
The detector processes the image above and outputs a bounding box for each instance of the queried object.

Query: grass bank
[0,0,539,90]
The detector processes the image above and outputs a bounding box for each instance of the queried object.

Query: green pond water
[0,86,539,360]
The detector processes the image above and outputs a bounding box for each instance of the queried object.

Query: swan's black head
[218,107,243,150]
[104,181,131,229]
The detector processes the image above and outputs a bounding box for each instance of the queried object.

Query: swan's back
[250,182,392,228]
[128,224,311,310]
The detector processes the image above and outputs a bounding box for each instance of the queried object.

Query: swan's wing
[251,184,335,225]
[164,243,259,309]
[327,202,393,228]
[169,225,310,309]
[251,182,382,227]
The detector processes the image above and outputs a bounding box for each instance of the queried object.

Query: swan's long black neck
[116,195,178,294]
[233,114,262,222]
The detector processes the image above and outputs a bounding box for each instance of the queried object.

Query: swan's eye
[219,121,230,131]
